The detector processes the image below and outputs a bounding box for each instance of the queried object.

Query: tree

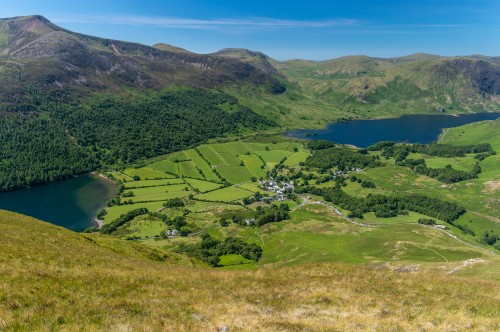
[179,227,190,237]
[206,256,220,267]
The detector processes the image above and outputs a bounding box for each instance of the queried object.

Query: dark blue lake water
[286,113,500,147]
[0,174,117,231]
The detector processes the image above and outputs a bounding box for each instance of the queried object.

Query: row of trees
[295,185,466,223]
[368,141,494,158]
[254,204,291,226]
[413,163,481,183]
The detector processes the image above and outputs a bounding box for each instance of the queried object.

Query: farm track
[293,196,497,255]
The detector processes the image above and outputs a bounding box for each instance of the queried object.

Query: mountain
[1,15,498,116]
[1,209,499,330]
[0,15,283,107]
[152,43,192,54]
[276,54,500,116]
[0,15,281,191]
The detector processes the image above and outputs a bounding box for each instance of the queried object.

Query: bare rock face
[432,58,500,95]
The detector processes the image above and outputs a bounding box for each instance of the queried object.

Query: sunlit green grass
[195,186,254,202]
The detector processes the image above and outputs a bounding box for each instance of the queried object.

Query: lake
[0,174,117,232]
[286,113,500,147]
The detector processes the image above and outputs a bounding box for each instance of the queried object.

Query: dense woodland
[305,147,381,171]
[0,89,275,192]
[0,115,99,191]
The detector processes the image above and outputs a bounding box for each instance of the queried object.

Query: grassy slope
[440,118,500,151]
[1,210,500,330]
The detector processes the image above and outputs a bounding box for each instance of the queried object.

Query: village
[258,177,294,202]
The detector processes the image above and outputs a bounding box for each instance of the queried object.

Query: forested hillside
[0,89,274,191]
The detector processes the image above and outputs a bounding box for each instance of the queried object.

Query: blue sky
[1,0,499,60]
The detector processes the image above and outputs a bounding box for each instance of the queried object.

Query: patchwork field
[101,127,499,269]
[123,167,173,180]
[103,137,309,228]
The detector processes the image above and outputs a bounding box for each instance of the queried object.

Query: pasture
[195,186,254,202]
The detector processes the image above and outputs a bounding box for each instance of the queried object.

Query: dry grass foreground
[0,210,499,331]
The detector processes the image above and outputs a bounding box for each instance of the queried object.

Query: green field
[256,204,490,267]
[236,182,265,193]
[127,184,192,202]
[185,178,223,193]
[123,178,184,188]
[195,186,254,202]
[185,149,220,181]
[217,166,253,184]
[178,161,203,179]
[283,150,310,166]
[218,254,257,269]
[102,127,500,269]
[407,153,477,172]
[254,150,291,163]
[103,201,166,222]
[116,218,166,238]
[239,154,267,178]
[123,167,172,180]
[148,159,179,175]
[197,145,226,166]
[440,119,500,151]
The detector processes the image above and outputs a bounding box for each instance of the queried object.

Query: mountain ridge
[0,15,283,107]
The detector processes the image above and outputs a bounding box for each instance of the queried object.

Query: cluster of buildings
[259,177,294,202]
[165,229,179,237]
[332,167,363,178]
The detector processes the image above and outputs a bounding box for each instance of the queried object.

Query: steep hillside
[0,15,283,107]
[276,54,500,118]
[1,210,499,330]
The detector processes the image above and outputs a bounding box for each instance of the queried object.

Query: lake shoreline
[286,112,500,148]
[0,174,117,232]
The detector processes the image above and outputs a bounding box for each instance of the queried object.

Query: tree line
[295,185,466,223]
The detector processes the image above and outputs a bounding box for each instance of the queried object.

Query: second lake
[286,113,500,147]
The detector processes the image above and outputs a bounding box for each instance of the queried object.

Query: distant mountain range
[1,15,498,115]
